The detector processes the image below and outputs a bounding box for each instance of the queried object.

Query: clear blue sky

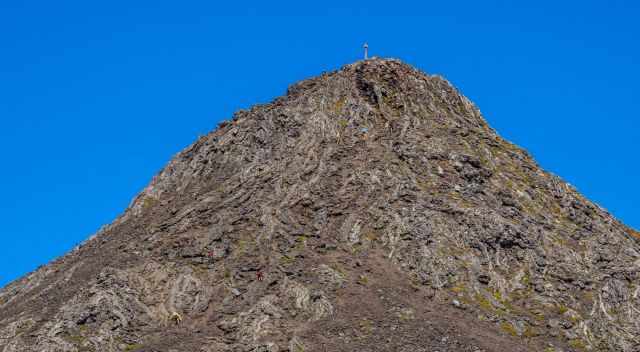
[1,1,638,288]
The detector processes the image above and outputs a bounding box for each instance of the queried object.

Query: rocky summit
[2,58,639,352]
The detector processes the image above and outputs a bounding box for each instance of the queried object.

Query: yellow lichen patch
[415,176,436,192]
[582,290,594,302]
[409,276,422,291]
[190,263,209,277]
[334,97,346,113]
[62,334,86,345]
[142,196,157,209]
[520,272,531,286]
[523,325,539,338]
[280,255,295,265]
[450,282,467,294]
[397,308,415,322]
[568,338,587,351]
[492,290,503,302]
[359,319,373,334]
[223,268,232,279]
[350,243,365,255]
[500,321,518,336]
[294,235,308,250]
[556,304,569,315]
[474,293,494,311]
[363,231,379,242]
[510,288,532,301]
[330,263,347,278]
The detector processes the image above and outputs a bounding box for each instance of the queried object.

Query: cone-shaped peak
[1,57,639,352]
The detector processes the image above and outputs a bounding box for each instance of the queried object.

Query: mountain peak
[1,59,639,352]
[286,57,440,97]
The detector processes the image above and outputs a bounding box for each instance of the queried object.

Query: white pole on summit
[363,43,368,60]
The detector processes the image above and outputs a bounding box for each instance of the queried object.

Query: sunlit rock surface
[2,58,639,352]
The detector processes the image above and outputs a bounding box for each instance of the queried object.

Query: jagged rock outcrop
[1,58,639,352]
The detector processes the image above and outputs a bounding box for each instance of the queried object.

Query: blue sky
[1,1,638,288]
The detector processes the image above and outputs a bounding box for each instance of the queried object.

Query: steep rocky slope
[2,58,639,352]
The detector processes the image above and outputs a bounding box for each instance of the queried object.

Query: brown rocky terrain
[1,58,639,352]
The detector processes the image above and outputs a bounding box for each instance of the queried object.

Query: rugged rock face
[1,58,639,352]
